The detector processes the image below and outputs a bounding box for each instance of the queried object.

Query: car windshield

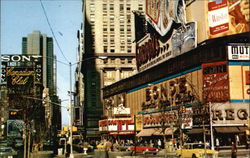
[193,144,205,149]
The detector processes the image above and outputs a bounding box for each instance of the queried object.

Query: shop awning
[215,126,247,133]
[186,128,203,134]
[136,128,156,137]
[153,128,176,135]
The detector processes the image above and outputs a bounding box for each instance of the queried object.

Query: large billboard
[207,0,250,39]
[146,0,186,36]
[136,22,196,72]
[1,54,42,87]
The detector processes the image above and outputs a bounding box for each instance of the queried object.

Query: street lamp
[64,56,107,158]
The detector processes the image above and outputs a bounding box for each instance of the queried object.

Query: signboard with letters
[203,61,229,102]
[228,43,250,60]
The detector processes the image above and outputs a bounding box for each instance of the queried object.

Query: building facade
[78,0,145,138]
[101,0,250,147]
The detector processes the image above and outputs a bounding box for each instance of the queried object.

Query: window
[104,46,108,53]
[110,4,114,10]
[139,4,143,11]
[120,4,124,11]
[128,59,132,63]
[103,4,107,11]
[121,58,125,64]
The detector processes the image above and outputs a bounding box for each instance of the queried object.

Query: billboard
[203,61,229,102]
[1,55,42,85]
[146,0,186,36]
[207,0,250,39]
[136,22,196,72]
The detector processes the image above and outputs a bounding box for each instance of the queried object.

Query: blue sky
[1,0,82,126]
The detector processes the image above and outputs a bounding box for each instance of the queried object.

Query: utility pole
[69,62,74,158]
[209,102,215,150]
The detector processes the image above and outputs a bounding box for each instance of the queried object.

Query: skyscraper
[22,31,55,95]
[78,0,145,138]
[22,31,61,141]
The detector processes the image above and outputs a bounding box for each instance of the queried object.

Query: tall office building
[22,31,55,95]
[22,31,61,140]
[79,0,145,138]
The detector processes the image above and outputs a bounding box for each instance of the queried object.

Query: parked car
[0,146,17,158]
[130,146,157,153]
[176,143,218,158]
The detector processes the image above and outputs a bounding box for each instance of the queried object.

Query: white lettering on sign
[1,55,42,62]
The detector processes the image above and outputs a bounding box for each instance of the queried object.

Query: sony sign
[1,55,42,62]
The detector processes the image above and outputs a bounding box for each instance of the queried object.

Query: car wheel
[192,154,197,158]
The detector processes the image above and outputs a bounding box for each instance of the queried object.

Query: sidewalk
[218,148,250,156]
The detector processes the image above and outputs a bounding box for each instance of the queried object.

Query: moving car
[176,143,218,158]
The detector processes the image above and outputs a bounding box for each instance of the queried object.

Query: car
[176,143,218,158]
[96,142,105,150]
[130,146,157,153]
[0,146,17,158]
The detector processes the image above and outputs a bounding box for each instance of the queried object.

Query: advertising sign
[208,0,250,38]
[208,0,229,35]
[212,103,249,125]
[143,109,192,129]
[203,61,229,102]
[6,67,35,94]
[146,0,186,36]
[1,62,7,84]
[228,43,250,60]
[136,22,196,72]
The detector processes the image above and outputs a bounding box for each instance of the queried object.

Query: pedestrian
[216,138,220,151]
[231,141,237,158]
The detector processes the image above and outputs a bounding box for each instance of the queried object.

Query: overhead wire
[39,0,70,63]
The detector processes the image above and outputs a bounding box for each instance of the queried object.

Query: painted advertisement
[228,43,250,60]
[136,22,196,72]
[203,61,229,102]
[146,0,186,36]
[208,0,250,39]
[143,108,192,129]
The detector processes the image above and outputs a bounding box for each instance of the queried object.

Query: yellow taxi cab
[176,143,218,158]
[96,142,105,150]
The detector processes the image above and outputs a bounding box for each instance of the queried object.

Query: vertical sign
[203,61,229,102]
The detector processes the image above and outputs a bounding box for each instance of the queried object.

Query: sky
[1,0,82,126]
